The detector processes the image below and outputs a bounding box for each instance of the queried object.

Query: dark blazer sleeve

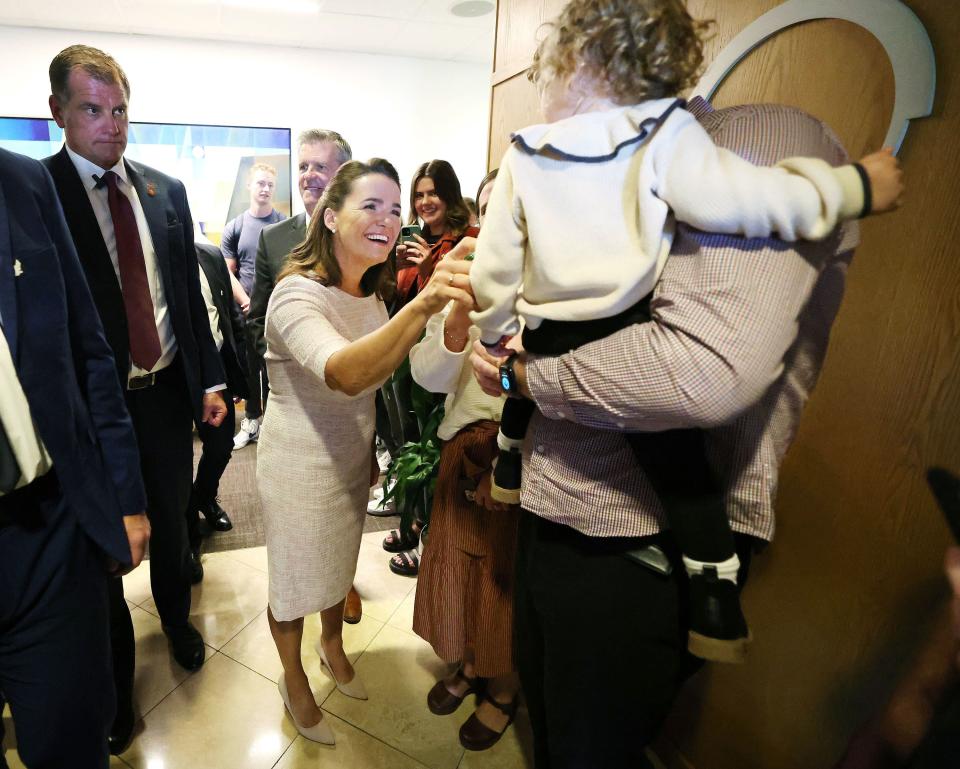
[248,227,273,358]
[171,180,225,392]
[196,243,249,398]
[218,258,246,359]
[39,163,147,518]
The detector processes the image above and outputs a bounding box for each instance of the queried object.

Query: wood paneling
[493,0,542,77]
[488,69,540,170]
[488,1,960,768]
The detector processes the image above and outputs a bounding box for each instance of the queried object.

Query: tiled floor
[1,532,534,769]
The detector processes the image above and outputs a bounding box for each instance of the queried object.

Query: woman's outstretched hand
[417,257,476,317]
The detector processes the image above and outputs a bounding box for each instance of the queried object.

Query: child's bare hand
[859,147,903,214]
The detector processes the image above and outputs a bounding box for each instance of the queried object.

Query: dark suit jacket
[196,241,248,398]
[0,148,144,564]
[248,212,306,357]
[42,147,225,424]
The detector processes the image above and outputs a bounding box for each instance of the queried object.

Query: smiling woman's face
[413,176,448,235]
[326,173,402,270]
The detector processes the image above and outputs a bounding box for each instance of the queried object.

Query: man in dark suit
[0,147,149,768]
[41,44,227,754]
[247,128,351,362]
[187,240,249,580]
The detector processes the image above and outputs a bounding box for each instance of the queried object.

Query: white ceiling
[0,0,496,64]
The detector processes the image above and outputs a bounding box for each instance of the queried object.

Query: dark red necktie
[100,171,162,371]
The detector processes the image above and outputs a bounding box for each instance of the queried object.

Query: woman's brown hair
[279,158,399,301]
[407,159,471,238]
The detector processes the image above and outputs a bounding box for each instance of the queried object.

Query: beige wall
[488,1,960,767]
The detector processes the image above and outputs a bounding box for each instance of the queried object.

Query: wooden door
[488,1,960,767]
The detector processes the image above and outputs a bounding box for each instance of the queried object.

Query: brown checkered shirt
[523,100,860,540]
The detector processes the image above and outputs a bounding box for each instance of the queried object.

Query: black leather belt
[127,372,157,390]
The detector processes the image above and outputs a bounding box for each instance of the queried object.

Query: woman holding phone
[395,159,479,309]
[256,158,472,745]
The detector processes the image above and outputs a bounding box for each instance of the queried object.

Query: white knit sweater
[470,98,865,344]
[409,303,505,441]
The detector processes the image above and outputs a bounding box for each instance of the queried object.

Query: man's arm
[522,230,835,432]
[248,228,274,358]
[220,217,239,273]
[218,256,246,358]
[221,217,249,308]
[172,181,227,423]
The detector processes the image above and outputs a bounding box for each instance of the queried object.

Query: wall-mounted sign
[692,0,936,153]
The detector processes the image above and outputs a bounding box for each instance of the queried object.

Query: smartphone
[927,466,960,544]
[623,543,673,576]
[400,224,422,243]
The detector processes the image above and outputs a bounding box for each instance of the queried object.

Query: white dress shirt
[0,311,52,494]
[65,145,177,380]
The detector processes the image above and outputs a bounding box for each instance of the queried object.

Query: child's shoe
[490,449,522,504]
[686,565,751,664]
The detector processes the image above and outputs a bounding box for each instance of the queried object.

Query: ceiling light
[450,0,494,18]
[223,0,320,13]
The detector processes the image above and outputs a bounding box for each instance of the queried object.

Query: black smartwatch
[499,352,520,396]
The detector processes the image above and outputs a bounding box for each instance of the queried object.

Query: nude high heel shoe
[315,640,368,700]
[278,674,335,744]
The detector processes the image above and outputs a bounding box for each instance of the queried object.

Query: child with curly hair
[469,0,903,663]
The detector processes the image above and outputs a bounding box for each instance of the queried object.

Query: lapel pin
[13,259,23,277]
[146,182,157,197]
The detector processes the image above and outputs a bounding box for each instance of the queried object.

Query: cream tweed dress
[257,274,388,621]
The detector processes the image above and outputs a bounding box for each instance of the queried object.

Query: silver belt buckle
[127,372,156,391]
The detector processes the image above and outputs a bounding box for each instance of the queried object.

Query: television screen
[0,117,292,245]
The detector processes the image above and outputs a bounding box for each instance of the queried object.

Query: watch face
[500,372,512,391]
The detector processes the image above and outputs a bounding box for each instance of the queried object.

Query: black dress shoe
[108,699,135,755]
[163,622,206,671]
[189,548,204,584]
[199,498,233,532]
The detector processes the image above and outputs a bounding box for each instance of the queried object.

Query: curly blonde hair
[529,0,711,106]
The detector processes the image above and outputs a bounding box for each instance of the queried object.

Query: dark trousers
[109,360,194,710]
[0,475,114,769]
[241,319,266,420]
[514,510,754,769]
[188,395,236,550]
[503,297,735,563]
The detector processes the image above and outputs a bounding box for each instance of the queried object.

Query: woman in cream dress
[256,158,473,745]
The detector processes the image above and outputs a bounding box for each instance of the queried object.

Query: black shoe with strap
[389,548,420,576]
[427,667,485,715]
[382,520,422,553]
[686,566,751,664]
[459,693,519,751]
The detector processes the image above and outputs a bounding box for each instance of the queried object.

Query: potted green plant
[380,357,444,546]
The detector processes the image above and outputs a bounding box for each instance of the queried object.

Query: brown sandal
[427,667,484,716]
[459,693,518,751]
